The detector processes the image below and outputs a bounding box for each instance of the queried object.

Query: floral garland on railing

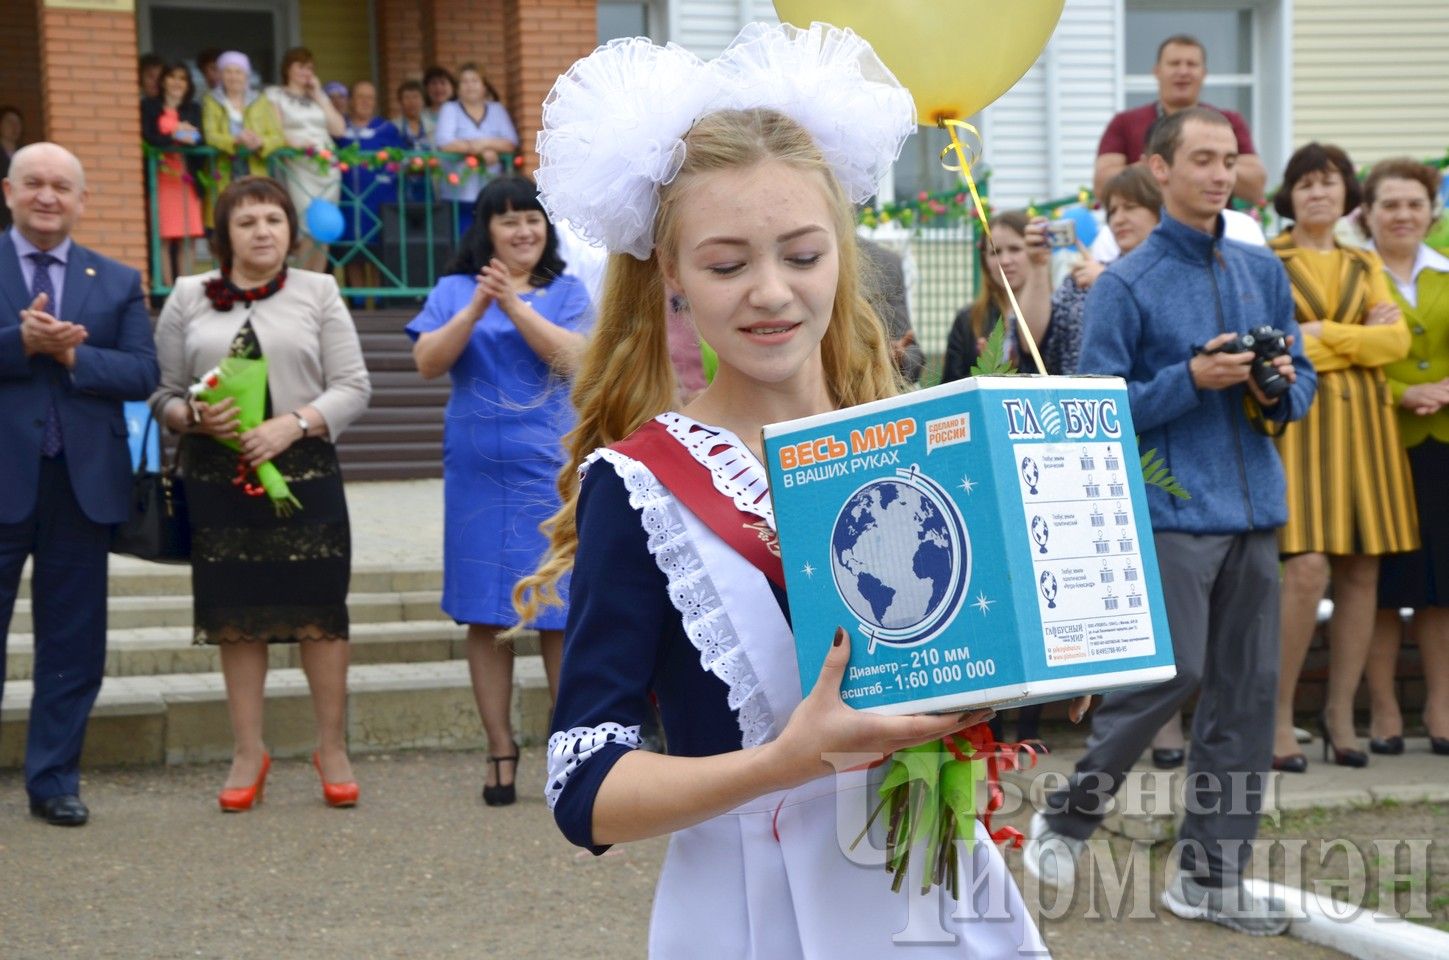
[142,143,525,193]
[296,143,524,187]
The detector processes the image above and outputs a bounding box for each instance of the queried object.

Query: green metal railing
[144,144,507,298]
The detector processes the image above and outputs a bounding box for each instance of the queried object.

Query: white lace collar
[656,412,774,530]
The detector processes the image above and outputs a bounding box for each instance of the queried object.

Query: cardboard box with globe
[762,376,1177,715]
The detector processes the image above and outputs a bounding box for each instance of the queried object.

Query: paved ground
[106,479,446,578]
[2,742,1396,960]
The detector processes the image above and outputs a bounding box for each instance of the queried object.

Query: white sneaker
[1022,811,1087,895]
[1160,868,1290,936]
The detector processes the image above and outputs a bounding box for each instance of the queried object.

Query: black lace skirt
[181,434,351,644]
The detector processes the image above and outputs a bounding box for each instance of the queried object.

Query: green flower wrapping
[190,356,303,516]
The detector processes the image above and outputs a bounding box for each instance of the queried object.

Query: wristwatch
[292,411,310,437]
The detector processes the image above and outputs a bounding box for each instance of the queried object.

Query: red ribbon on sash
[611,420,786,591]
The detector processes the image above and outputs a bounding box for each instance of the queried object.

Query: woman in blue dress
[408,177,591,805]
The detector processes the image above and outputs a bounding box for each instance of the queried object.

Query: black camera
[1200,325,1291,399]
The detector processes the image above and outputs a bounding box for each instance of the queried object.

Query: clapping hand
[477,258,521,315]
[19,293,86,368]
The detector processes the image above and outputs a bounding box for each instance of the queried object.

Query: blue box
[763,376,1176,715]
[125,400,161,472]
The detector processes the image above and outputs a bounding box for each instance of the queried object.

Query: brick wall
[377,0,595,166]
[37,4,146,274]
[432,2,507,102]
[503,0,595,173]
[0,1,44,144]
[375,0,423,113]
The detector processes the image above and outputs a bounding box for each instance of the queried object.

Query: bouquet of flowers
[189,357,302,515]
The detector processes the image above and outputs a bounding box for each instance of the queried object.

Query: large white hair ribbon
[535,22,916,261]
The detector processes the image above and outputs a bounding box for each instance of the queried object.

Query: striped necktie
[27,251,64,458]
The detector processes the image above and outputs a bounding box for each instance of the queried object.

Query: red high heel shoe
[313,752,360,808]
[218,753,271,812]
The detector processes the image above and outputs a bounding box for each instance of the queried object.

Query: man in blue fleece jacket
[1024,107,1317,935]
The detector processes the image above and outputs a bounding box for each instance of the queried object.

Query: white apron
[594,416,1049,959]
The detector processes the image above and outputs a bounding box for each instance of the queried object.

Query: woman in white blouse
[265,46,346,270]
[433,63,518,236]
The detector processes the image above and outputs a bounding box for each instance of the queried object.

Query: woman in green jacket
[1363,157,1449,758]
[200,51,284,226]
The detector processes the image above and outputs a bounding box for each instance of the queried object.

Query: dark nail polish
[833,627,845,647]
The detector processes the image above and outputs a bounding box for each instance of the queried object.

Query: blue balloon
[1061,205,1099,249]
[305,198,345,244]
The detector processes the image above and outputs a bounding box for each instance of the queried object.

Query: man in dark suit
[0,143,158,826]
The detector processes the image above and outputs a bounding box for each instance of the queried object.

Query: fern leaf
[1138,444,1191,500]
[969,321,1016,377]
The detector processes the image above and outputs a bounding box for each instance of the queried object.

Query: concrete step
[4,621,548,681]
[8,588,452,634]
[16,559,442,599]
[0,657,552,769]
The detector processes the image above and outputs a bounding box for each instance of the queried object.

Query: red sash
[610,419,786,590]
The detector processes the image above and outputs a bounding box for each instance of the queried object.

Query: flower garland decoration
[299,143,525,188]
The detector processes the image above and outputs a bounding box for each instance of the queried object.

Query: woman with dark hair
[408,177,591,805]
[141,61,205,284]
[1362,158,1449,759]
[0,105,19,228]
[265,46,345,270]
[422,65,457,127]
[942,210,1052,381]
[1268,142,1417,772]
[435,62,519,236]
[149,176,371,812]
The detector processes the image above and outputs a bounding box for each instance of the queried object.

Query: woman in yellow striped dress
[1269,143,1418,772]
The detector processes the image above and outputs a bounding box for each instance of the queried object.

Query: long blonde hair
[513,108,898,623]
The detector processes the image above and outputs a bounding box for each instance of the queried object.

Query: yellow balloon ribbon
[939,119,1047,375]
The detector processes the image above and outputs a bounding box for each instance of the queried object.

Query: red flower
[917,190,929,202]
[464,155,479,168]
[512,155,523,169]
[446,172,460,185]
[375,149,390,162]
[338,162,350,172]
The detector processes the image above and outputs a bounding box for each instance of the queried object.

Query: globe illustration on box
[830,466,970,649]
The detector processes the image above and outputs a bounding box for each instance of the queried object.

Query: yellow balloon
[773,0,1066,123]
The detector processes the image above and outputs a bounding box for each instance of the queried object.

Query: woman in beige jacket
[150,176,371,812]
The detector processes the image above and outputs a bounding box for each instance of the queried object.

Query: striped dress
[1269,234,1420,556]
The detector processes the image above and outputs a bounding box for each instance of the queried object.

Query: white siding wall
[983,0,1119,208]
[667,0,1120,208]
[668,0,778,57]
[1293,0,1449,165]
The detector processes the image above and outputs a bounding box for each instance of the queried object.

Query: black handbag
[112,412,191,563]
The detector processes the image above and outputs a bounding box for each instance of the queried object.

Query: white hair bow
[535,22,917,261]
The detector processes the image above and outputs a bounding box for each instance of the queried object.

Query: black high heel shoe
[1271,753,1308,773]
[483,741,519,807]
[1431,736,1449,757]
[1369,735,1405,756]
[1319,712,1368,768]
